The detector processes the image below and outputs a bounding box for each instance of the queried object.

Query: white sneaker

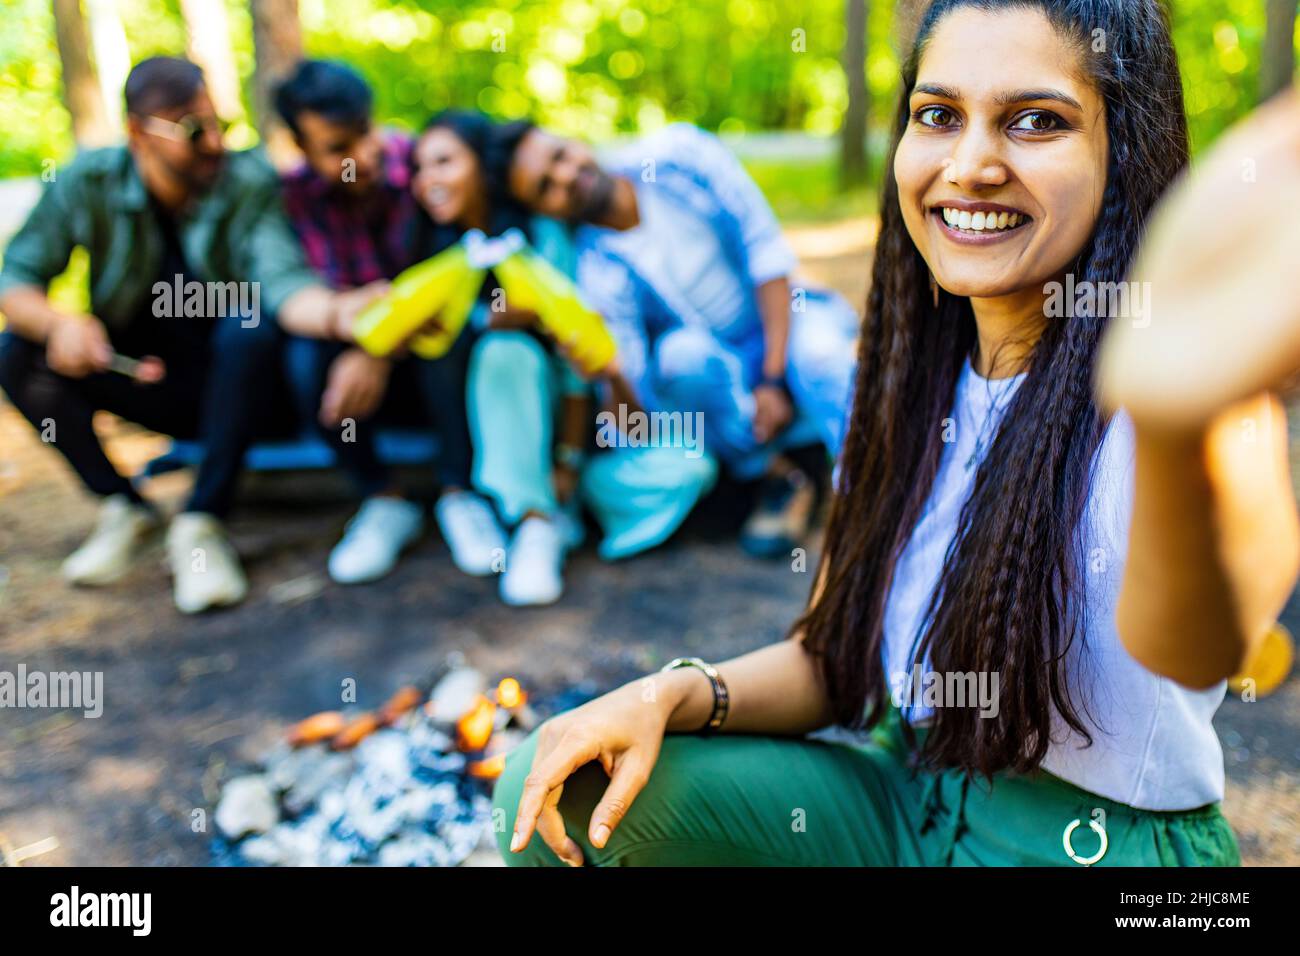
[500,515,567,607]
[62,494,159,586]
[328,496,425,584]
[166,512,248,614]
[434,491,506,577]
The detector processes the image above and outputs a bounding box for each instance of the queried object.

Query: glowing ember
[287,711,346,747]
[467,754,507,780]
[496,677,526,710]
[456,694,496,752]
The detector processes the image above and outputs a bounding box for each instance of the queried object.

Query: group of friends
[0,56,858,614]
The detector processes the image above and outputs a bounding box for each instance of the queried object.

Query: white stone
[215,775,278,839]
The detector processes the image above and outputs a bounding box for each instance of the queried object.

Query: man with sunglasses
[0,56,382,613]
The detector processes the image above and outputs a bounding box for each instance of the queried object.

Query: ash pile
[210,656,594,867]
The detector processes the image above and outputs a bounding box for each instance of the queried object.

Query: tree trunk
[180,0,245,122]
[85,0,130,133]
[1260,0,1297,102]
[893,0,927,56]
[51,0,114,146]
[840,0,869,190]
[251,0,304,166]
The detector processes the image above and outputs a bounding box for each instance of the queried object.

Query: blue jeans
[0,315,285,518]
[283,333,473,497]
[651,289,858,480]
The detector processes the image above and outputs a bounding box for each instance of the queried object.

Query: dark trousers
[0,314,284,518]
[283,332,474,498]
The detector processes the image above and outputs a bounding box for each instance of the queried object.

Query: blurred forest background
[2,0,1297,214]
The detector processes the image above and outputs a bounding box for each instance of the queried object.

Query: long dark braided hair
[797,0,1189,777]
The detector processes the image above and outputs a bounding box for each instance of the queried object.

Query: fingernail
[509,831,521,852]
[592,823,611,848]
[565,840,585,866]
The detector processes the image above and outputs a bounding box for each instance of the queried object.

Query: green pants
[492,709,1239,866]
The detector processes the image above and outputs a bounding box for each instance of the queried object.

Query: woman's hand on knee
[509,681,672,865]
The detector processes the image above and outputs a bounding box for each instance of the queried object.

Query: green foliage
[296,0,853,138]
[745,155,877,222]
[1,0,75,171]
[1170,0,1274,149]
[0,0,1293,181]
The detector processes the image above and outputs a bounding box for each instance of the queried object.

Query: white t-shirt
[627,182,750,332]
[882,358,1226,811]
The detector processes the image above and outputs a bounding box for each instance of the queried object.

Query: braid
[797,0,1189,775]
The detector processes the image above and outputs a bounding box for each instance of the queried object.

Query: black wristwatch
[758,372,791,397]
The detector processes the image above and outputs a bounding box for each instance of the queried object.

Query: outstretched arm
[1112,397,1297,688]
[1098,90,1300,688]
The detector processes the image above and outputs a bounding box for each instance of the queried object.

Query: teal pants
[492,709,1240,866]
[469,330,718,557]
[469,331,568,525]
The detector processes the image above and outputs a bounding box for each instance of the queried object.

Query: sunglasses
[140,113,229,146]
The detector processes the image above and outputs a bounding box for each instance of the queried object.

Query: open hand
[1097,89,1300,432]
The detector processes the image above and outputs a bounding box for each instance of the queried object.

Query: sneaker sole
[64,563,135,587]
[174,585,248,615]
[499,589,563,607]
[328,528,424,584]
[62,525,158,586]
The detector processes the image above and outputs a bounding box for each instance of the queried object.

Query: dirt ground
[1,220,1297,866]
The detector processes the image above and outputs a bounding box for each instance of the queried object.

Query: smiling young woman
[490,0,1299,867]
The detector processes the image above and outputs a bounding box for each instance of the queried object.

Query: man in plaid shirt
[277,60,502,585]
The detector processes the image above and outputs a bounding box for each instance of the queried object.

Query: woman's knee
[471,331,548,391]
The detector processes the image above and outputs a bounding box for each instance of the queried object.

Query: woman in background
[411,110,590,606]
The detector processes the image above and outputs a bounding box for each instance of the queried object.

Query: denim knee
[0,331,39,400]
[282,336,339,419]
[652,327,720,383]
[212,313,284,376]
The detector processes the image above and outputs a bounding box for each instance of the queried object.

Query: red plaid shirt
[280,128,419,289]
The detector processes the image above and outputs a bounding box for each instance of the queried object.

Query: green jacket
[0,146,320,332]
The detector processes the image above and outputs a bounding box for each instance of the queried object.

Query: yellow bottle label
[494,250,617,375]
[353,245,477,357]
[351,236,616,375]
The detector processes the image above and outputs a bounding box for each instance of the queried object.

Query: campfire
[210,656,580,867]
